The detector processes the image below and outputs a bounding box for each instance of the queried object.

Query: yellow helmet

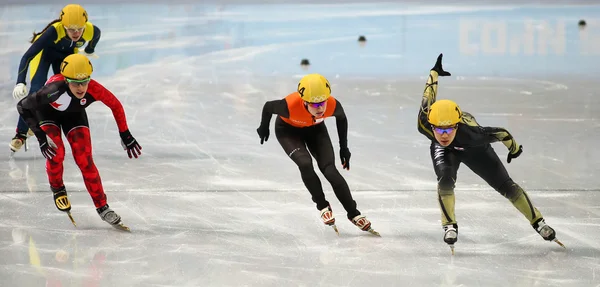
[428,99,462,126]
[297,74,331,103]
[60,4,88,29]
[60,54,93,80]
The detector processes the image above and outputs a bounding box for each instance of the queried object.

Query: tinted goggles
[306,101,326,108]
[432,125,457,134]
[66,77,91,86]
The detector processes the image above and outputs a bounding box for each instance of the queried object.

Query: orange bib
[279,92,337,128]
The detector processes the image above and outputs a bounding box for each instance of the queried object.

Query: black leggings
[275,118,359,219]
[431,142,520,199]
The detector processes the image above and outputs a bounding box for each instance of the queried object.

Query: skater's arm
[84,25,101,54]
[333,99,348,149]
[87,80,129,132]
[417,70,440,139]
[259,99,289,126]
[16,26,57,85]
[16,81,64,140]
[482,126,521,154]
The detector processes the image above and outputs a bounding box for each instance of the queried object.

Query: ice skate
[443,224,458,255]
[9,133,28,155]
[533,218,564,248]
[351,215,380,237]
[320,206,338,235]
[52,186,76,227]
[97,204,130,231]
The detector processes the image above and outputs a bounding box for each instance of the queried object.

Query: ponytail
[30,19,60,43]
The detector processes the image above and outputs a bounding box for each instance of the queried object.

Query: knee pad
[498,180,523,202]
[438,175,456,191]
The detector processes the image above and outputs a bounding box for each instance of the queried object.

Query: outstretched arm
[332,99,348,149]
[256,99,289,144]
[482,125,522,162]
[462,112,523,163]
[332,100,351,170]
[17,81,65,140]
[259,99,289,127]
[418,54,451,139]
[87,80,129,132]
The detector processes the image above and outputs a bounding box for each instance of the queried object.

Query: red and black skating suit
[17,74,135,208]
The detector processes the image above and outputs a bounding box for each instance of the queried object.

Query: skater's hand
[507,145,523,163]
[431,53,451,77]
[79,50,99,59]
[13,83,27,100]
[119,130,142,159]
[340,147,351,170]
[256,124,269,144]
[38,136,57,160]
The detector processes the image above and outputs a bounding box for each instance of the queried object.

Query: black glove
[507,145,523,163]
[256,124,269,145]
[431,53,452,77]
[340,147,351,170]
[38,135,57,160]
[119,130,142,159]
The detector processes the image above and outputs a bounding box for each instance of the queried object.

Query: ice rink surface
[1,1,600,286]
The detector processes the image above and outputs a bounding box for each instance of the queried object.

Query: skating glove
[507,145,523,163]
[13,83,28,100]
[340,147,351,170]
[256,124,269,144]
[119,130,142,159]
[431,53,452,77]
[38,135,57,160]
[79,50,99,59]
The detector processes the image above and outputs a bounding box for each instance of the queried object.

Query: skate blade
[553,238,566,249]
[449,244,455,255]
[111,223,131,232]
[366,228,381,237]
[331,224,339,236]
[67,212,77,227]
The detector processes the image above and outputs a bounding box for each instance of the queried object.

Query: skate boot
[97,204,129,231]
[443,224,458,255]
[51,186,76,226]
[9,133,28,153]
[320,206,338,235]
[52,186,71,212]
[350,215,380,236]
[532,218,564,248]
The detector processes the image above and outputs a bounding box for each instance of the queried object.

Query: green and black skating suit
[416,68,545,231]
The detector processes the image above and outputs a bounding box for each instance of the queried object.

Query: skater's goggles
[64,26,85,33]
[66,77,91,86]
[432,125,458,134]
[306,101,326,108]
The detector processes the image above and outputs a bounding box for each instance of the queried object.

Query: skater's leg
[64,117,107,209]
[275,119,329,210]
[40,122,66,190]
[462,145,560,243]
[10,57,51,152]
[431,142,461,227]
[461,145,543,224]
[40,121,71,213]
[431,143,462,245]
[306,123,359,219]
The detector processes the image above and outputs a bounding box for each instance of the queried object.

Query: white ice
[0,1,600,286]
